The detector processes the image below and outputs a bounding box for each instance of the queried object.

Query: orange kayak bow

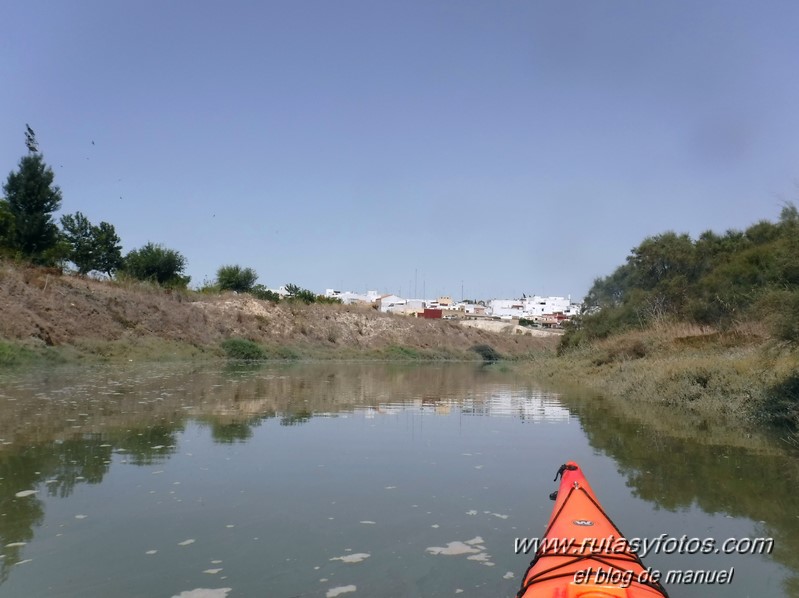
[517,462,669,598]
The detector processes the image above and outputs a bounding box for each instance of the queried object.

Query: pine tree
[2,152,63,263]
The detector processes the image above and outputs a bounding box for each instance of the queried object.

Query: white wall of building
[379,294,406,313]
[324,289,384,305]
[488,295,582,319]
[522,296,571,316]
[488,300,525,318]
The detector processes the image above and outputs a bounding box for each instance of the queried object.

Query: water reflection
[0,362,566,584]
[1,363,568,451]
[0,362,797,596]
[559,388,799,595]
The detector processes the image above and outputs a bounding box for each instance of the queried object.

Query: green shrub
[557,319,587,355]
[0,341,31,366]
[592,338,649,366]
[221,338,266,360]
[250,284,280,302]
[284,282,317,304]
[294,288,316,304]
[762,373,799,429]
[385,345,422,360]
[197,281,221,294]
[123,242,189,287]
[217,265,258,292]
[471,344,501,362]
[273,346,300,360]
[0,341,62,366]
[757,288,799,344]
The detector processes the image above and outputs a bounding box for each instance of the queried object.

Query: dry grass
[0,261,559,364]
[533,323,799,428]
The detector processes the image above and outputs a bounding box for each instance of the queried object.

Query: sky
[2,1,798,301]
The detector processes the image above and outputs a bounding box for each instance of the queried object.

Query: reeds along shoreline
[532,321,799,431]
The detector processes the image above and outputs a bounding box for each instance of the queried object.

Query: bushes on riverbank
[763,373,799,428]
[539,322,799,430]
[552,206,799,431]
[563,205,799,350]
[221,338,266,360]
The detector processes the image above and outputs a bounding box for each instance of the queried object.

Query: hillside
[0,261,556,363]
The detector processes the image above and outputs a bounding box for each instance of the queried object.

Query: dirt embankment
[0,262,557,361]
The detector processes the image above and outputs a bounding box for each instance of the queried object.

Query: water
[0,362,797,597]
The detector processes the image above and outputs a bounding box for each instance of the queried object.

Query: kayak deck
[517,462,669,598]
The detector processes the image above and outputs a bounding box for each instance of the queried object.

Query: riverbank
[524,321,799,432]
[3,262,796,434]
[0,261,556,366]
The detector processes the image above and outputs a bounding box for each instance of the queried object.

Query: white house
[267,285,292,297]
[488,295,582,319]
[461,303,487,316]
[521,296,572,317]
[378,294,406,313]
[386,298,426,315]
[488,299,525,319]
[324,289,383,305]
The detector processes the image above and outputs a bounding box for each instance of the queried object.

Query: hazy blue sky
[3,1,798,300]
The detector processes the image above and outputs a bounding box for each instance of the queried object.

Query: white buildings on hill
[487,296,581,319]
[324,289,382,305]
[322,287,582,322]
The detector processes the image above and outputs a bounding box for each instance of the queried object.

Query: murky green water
[0,362,797,597]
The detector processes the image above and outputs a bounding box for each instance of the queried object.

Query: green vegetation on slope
[556,205,799,430]
[562,204,799,350]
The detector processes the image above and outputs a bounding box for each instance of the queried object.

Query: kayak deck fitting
[517,462,669,598]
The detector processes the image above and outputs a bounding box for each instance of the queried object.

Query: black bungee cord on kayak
[554,462,578,481]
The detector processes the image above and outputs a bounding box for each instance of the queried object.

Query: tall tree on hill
[1,128,63,263]
[92,222,123,277]
[0,200,14,256]
[60,211,123,277]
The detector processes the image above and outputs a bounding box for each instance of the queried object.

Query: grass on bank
[542,321,799,430]
[220,338,303,361]
[218,338,508,363]
[0,340,68,366]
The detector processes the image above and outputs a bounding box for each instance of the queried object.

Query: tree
[1,153,62,263]
[284,282,316,304]
[59,212,94,274]
[0,200,14,256]
[60,212,123,277]
[217,264,258,292]
[626,232,696,291]
[122,242,189,287]
[92,222,124,277]
[250,284,280,302]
